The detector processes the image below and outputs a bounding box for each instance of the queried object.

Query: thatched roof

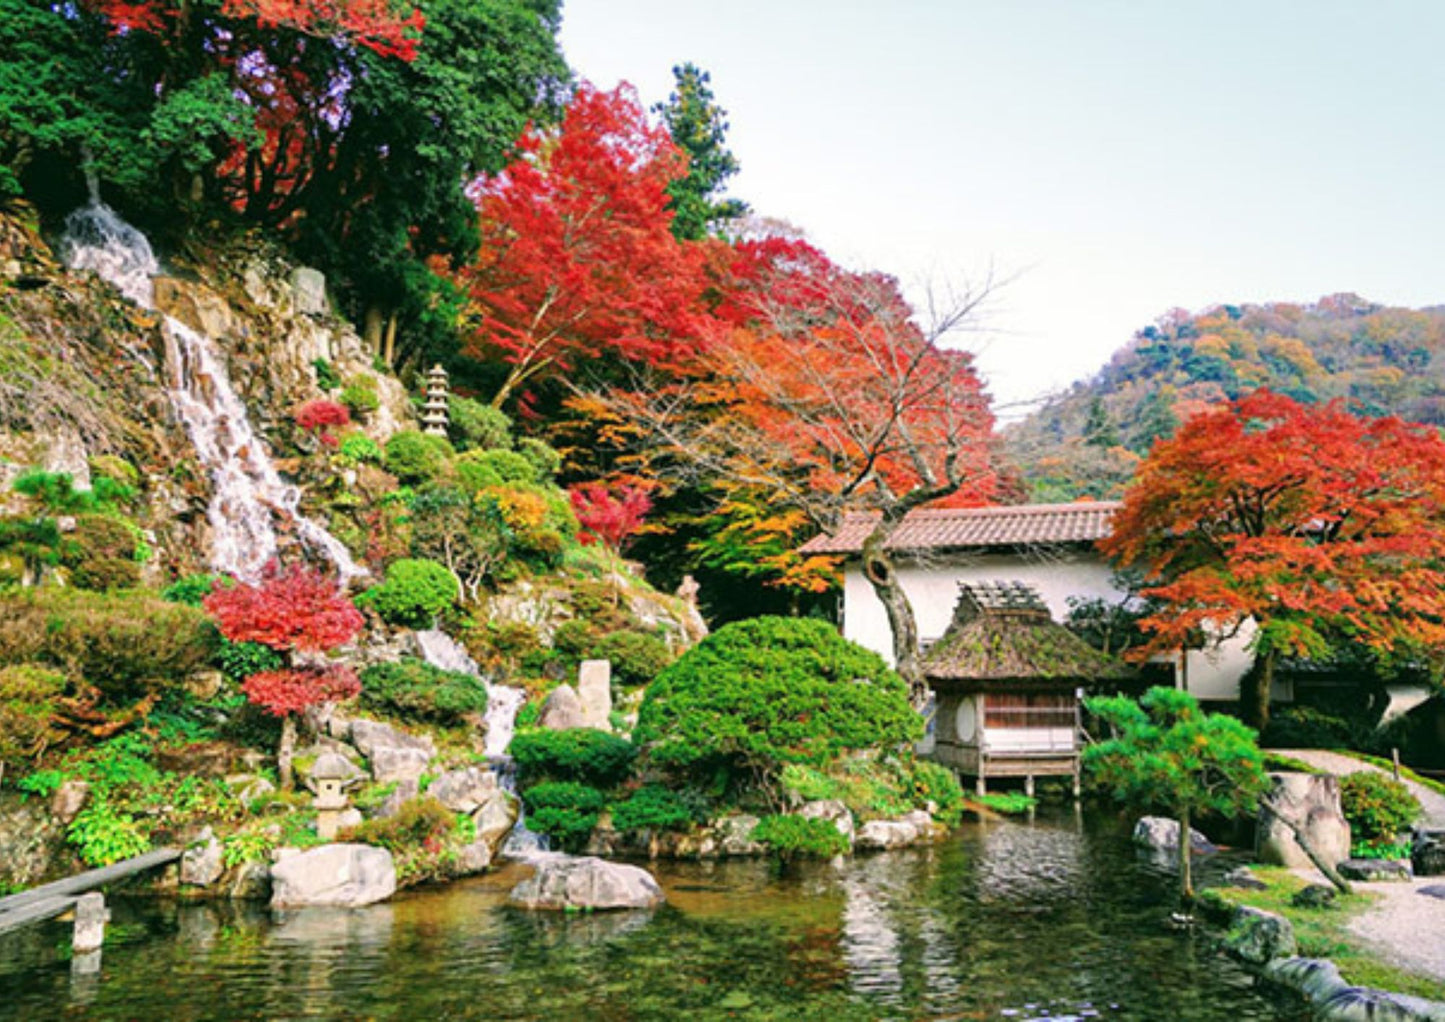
[923,582,1133,690]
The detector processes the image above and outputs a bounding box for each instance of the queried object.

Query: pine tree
[652,63,748,241]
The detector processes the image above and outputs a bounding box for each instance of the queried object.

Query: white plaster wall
[840,549,1263,704]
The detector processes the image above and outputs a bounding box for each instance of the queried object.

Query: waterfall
[415,628,548,857]
[59,197,361,584]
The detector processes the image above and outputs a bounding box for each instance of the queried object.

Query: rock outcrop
[508,856,665,911]
[577,660,612,731]
[269,844,397,908]
[1132,816,1216,854]
[349,719,435,784]
[1256,772,1351,870]
[538,684,584,731]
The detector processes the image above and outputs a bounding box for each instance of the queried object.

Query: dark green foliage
[589,630,673,688]
[384,430,454,483]
[515,437,562,481]
[0,588,218,702]
[652,63,747,241]
[448,397,512,451]
[464,449,535,485]
[359,658,488,726]
[752,814,848,859]
[454,450,504,492]
[162,573,227,607]
[1083,396,1120,448]
[635,617,920,793]
[1339,772,1420,843]
[610,784,694,834]
[523,781,606,852]
[1260,706,1358,749]
[215,640,284,683]
[340,797,456,853]
[906,760,966,827]
[12,469,125,513]
[408,486,510,601]
[312,358,342,392]
[509,728,636,788]
[0,515,61,579]
[358,557,458,627]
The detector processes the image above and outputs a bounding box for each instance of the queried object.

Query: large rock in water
[509,856,665,911]
[538,684,584,731]
[180,827,224,888]
[857,810,944,851]
[1132,816,1216,854]
[269,844,396,908]
[1256,773,1351,870]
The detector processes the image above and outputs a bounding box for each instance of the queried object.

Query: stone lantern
[311,752,360,841]
[422,363,450,437]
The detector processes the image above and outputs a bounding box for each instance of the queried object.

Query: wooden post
[975,775,986,798]
[72,892,108,954]
[1024,775,1035,799]
[1392,747,1401,782]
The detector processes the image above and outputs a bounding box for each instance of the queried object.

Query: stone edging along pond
[1205,894,1445,1022]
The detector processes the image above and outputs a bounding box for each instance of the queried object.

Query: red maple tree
[1103,389,1445,728]
[570,482,652,554]
[294,399,351,448]
[453,81,710,409]
[204,563,364,788]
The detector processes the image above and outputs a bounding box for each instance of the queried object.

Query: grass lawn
[1205,867,1445,1003]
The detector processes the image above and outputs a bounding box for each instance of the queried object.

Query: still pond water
[0,813,1306,1021]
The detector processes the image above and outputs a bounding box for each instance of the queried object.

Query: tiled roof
[797,501,1120,555]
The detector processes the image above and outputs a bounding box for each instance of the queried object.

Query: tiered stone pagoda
[422,363,450,437]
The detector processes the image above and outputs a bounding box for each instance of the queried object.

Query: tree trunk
[363,305,385,354]
[1242,648,1276,732]
[278,714,297,792]
[860,528,926,708]
[383,314,398,366]
[1178,807,1194,903]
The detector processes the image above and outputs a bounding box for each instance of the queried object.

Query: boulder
[1291,884,1338,909]
[428,767,498,815]
[538,684,584,731]
[290,266,329,316]
[230,861,272,901]
[508,856,665,911]
[349,719,435,784]
[269,844,396,908]
[1223,906,1297,964]
[456,840,492,876]
[473,790,519,853]
[184,669,226,701]
[1133,816,1216,854]
[1412,829,1445,877]
[49,780,90,825]
[714,814,764,857]
[577,660,612,731]
[1256,772,1351,870]
[225,773,276,804]
[370,747,431,784]
[1266,957,1445,1022]
[1339,857,1414,882]
[798,800,855,848]
[372,779,420,820]
[180,827,224,888]
[1222,866,1268,891]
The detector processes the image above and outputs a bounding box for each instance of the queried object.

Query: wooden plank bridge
[0,847,180,943]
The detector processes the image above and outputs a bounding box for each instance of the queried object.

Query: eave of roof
[797,500,1120,556]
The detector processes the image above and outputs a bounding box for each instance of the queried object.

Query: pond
[0,812,1307,1020]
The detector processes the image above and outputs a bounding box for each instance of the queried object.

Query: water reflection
[0,814,1306,1021]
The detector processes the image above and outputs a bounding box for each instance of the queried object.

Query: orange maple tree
[1102,389,1445,728]
[453,81,710,409]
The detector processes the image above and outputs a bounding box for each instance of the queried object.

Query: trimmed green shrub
[1340,771,1420,843]
[338,433,382,465]
[449,397,512,451]
[359,659,488,726]
[1260,706,1358,749]
[635,617,920,790]
[358,558,458,627]
[162,573,227,607]
[0,664,66,765]
[516,437,562,481]
[523,781,606,852]
[59,514,140,590]
[465,449,535,485]
[590,630,673,688]
[384,430,453,483]
[454,450,504,493]
[215,640,284,683]
[0,589,218,701]
[610,784,693,834]
[753,814,849,859]
[340,376,380,417]
[510,728,636,788]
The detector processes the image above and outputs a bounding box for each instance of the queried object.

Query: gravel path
[1271,748,1445,828]
[1274,748,1445,984]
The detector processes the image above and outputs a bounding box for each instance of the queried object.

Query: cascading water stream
[415,629,549,857]
[59,193,361,584]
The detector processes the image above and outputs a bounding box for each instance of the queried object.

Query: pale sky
[559,1,1445,414]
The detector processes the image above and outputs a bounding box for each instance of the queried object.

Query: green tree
[1131,387,1179,451]
[652,62,748,241]
[1083,686,1268,901]
[1082,396,1119,448]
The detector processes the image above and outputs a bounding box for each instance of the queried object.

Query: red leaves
[203,562,364,653]
[294,399,351,447]
[570,482,651,554]
[455,82,709,406]
[242,665,361,717]
[1105,389,1445,659]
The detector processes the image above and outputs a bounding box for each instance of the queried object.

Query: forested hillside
[1008,295,1445,501]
